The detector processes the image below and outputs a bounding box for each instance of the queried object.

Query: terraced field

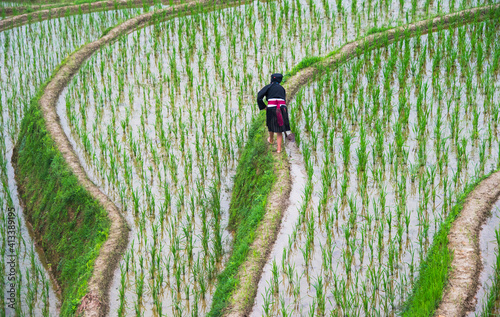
[256,16,500,316]
[1,0,500,316]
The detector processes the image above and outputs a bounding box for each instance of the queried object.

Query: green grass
[401,173,492,316]
[73,0,100,5]
[208,111,276,316]
[365,24,393,35]
[283,56,323,82]
[13,56,110,316]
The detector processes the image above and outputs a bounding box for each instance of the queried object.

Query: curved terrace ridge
[434,173,500,316]
[29,1,499,316]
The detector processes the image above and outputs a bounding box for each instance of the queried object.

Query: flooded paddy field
[53,0,496,315]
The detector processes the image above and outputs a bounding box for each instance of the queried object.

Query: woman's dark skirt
[266,106,291,132]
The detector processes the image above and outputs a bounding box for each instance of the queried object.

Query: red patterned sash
[268,99,286,127]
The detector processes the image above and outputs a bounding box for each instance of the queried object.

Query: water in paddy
[252,18,500,316]
[56,0,488,314]
[0,7,142,315]
[469,199,500,316]
[0,2,24,7]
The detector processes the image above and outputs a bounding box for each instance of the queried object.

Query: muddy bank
[435,173,500,316]
[225,141,292,317]
[250,141,306,316]
[467,199,500,316]
[36,42,132,317]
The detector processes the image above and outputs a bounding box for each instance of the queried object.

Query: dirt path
[33,1,500,315]
[435,173,500,317]
[225,150,292,317]
[249,142,306,316]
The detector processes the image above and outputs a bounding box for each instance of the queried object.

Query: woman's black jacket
[257,83,286,110]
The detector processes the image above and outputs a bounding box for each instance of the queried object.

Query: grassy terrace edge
[208,112,291,316]
[434,170,500,316]
[12,52,112,316]
[402,173,492,316]
[211,3,500,317]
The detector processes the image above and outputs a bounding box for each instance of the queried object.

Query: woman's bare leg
[268,131,274,144]
[277,132,283,153]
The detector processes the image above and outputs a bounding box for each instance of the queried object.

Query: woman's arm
[257,84,271,110]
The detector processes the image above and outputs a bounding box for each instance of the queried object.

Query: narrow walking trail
[250,141,307,316]
[436,172,500,316]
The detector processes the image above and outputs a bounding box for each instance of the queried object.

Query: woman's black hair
[270,73,283,84]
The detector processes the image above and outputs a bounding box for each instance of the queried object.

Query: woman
[257,73,291,153]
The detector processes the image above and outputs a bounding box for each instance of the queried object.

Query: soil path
[240,3,500,317]
[225,149,292,317]
[249,142,306,316]
[435,172,500,317]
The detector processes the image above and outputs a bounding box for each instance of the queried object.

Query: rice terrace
[1,0,500,315]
